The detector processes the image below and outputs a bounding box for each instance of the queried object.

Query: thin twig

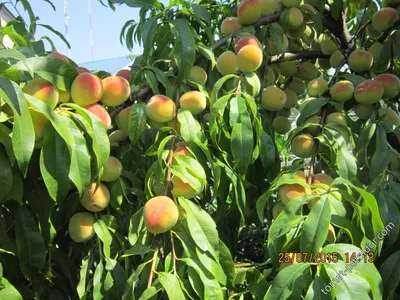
[170,231,177,275]
[147,248,159,289]
[350,0,372,44]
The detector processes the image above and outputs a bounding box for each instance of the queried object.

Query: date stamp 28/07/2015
[278,252,375,264]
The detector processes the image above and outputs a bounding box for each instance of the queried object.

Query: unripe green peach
[100,76,131,107]
[147,119,168,129]
[283,89,298,108]
[281,0,301,8]
[286,22,307,39]
[235,36,262,52]
[80,182,110,212]
[372,8,399,33]
[146,95,176,123]
[354,104,374,120]
[291,134,315,158]
[220,17,243,35]
[330,80,354,102]
[354,80,384,104]
[287,7,304,29]
[23,78,59,109]
[71,73,103,107]
[188,66,207,85]
[115,69,130,81]
[374,73,400,98]
[179,91,207,115]
[326,112,347,127]
[68,212,95,243]
[109,129,127,147]
[261,87,287,111]
[260,0,278,16]
[379,108,400,132]
[366,24,382,39]
[48,52,69,62]
[235,72,261,96]
[288,39,303,51]
[100,156,123,182]
[307,78,328,97]
[277,108,292,117]
[301,25,316,44]
[237,45,263,73]
[325,123,351,143]
[143,196,179,234]
[273,116,291,134]
[348,49,373,73]
[172,176,202,198]
[58,89,71,103]
[237,0,262,25]
[85,103,111,129]
[116,105,132,133]
[298,61,318,80]
[288,77,306,95]
[216,51,238,75]
[329,50,345,68]
[272,201,285,218]
[304,114,321,136]
[321,38,338,55]
[268,33,289,55]
[317,58,331,70]
[278,61,298,77]
[368,43,384,65]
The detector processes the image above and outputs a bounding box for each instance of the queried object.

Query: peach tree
[0,0,400,299]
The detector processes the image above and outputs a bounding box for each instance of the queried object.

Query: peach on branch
[148,119,168,129]
[71,73,103,106]
[281,0,301,8]
[278,61,298,77]
[379,108,400,132]
[237,44,263,73]
[329,50,345,68]
[188,66,207,85]
[288,39,303,51]
[116,105,132,133]
[288,77,306,95]
[321,38,338,55]
[172,176,202,199]
[283,89,298,108]
[220,17,243,35]
[286,23,307,39]
[354,80,384,105]
[237,0,261,25]
[326,112,347,128]
[313,173,333,186]
[348,49,373,73]
[23,78,59,109]
[109,129,127,147]
[272,201,285,218]
[100,76,130,107]
[84,103,111,129]
[374,73,400,98]
[179,91,207,115]
[304,114,321,136]
[146,95,176,123]
[287,7,304,29]
[235,36,262,52]
[143,196,179,234]
[327,224,336,243]
[48,52,69,62]
[307,78,328,97]
[80,182,110,212]
[115,69,130,81]
[372,7,399,32]
[330,80,354,102]
[278,172,311,205]
[298,61,318,81]
[261,86,287,111]
[272,116,291,134]
[58,89,71,103]
[68,212,95,243]
[216,51,238,75]
[368,43,384,65]
[291,134,315,158]
[260,0,278,16]
[366,24,382,39]
[354,104,374,120]
[100,156,123,182]
[174,142,192,157]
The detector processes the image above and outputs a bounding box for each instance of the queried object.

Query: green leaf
[177,109,206,144]
[191,4,211,24]
[93,261,104,300]
[300,197,331,253]
[170,19,195,81]
[141,16,158,64]
[340,74,366,88]
[94,219,113,258]
[38,24,71,49]
[297,97,329,125]
[380,250,400,299]
[158,272,185,300]
[128,102,147,145]
[337,146,357,180]
[15,205,46,279]
[198,45,216,69]
[0,277,23,300]
[0,149,13,202]
[259,131,276,173]
[304,275,331,300]
[330,215,362,246]
[77,254,91,299]
[210,75,237,106]
[122,243,153,258]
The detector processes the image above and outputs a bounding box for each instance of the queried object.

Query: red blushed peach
[77,67,90,74]
[237,44,263,73]
[372,8,399,32]
[80,182,110,212]
[143,196,179,234]
[291,134,315,158]
[115,69,130,82]
[220,17,243,35]
[116,105,132,133]
[330,80,354,102]
[237,0,261,25]
[100,156,123,182]
[354,80,384,105]
[23,78,59,109]
[235,36,262,52]
[179,91,207,115]
[374,73,400,98]
[48,52,69,62]
[71,73,103,106]
[174,142,192,157]
[172,176,202,199]
[100,76,131,107]
[348,49,373,73]
[146,95,176,123]
[84,103,111,129]
[313,173,333,185]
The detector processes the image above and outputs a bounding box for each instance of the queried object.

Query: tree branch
[269,50,328,63]
[322,8,353,53]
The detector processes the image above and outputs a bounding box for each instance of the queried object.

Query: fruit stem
[147,248,159,289]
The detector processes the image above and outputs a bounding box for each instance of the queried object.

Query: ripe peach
[260,0,278,16]
[313,173,333,186]
[68,212,95,243]
[115,69,130,81]
[77,67,90,74]
[348,49,373,73]
[307,78,328,97]
[291,134,315,158]
[304,114,321,136]
[374,73,400,98]
[327,112,347,128]
[287,7,304,29]
[321,38,338,55]
[330,80,354,102]
[281,0,301,8]
[58,89,71,103]
[283,89,298,108]
[272,201,285,218]
[23,78,59,109]
[379,108,400,132]
[179,91,207,115]
[273,116,291,134]
[100,156,123,182]
[237,0,261,25]
[80,182,110,212]
[372,8,399,33]
[329,50,345,68]
[278,173,311,205]
[261,87,287,111]
[188,66,207,85]
[71,73,103,106]
[288,77,306,95]
[235,36,262,52]
[216,51,238,75]
[100,76,130,107]
[174,141,192,157]
[220,17,243,35]
[298,62,318,80]
[172,176,202,198]
[143,196,179,234]
[48,52,68,62]
[278,61,298,77]
[109,129,127,147]
[354,104,374,120]
[354,80,384,104]
[237,45,263,73]
[84,103,111,129]
[146,95,176,123]
[116,105,132,133]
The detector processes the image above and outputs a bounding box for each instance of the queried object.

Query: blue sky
[5,0,167,64]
